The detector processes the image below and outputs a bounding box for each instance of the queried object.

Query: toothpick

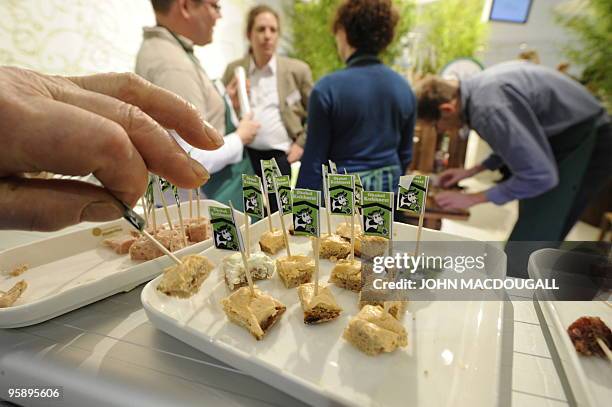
[596,337,612,362]
[189,189,193,220]
[229,201,255,296]
[260,178,273,233]
[314,237,321,296]
[155,176,174,231]
[272,177,292,258]
[322,164,332,235]
[244,210,251,258]
[140,197,149,229]
[150,199,157,234]
[142,230,182,265]
[176,200,188,247]
[195,188,201,219]
[350,174,355,260]
[389,192,395,257]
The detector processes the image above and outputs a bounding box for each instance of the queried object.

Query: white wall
[0,0,271,79]
[481,0,577,71]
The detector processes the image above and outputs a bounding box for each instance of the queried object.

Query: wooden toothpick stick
[229,201,255,296]
[155,177,174,231]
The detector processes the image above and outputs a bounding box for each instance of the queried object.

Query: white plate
[0,200,245,328]
[529,248,612,407]
[142,211,509,407]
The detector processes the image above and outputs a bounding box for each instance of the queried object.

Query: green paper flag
[209,206,240,251]
[242,174,264,218]
[291,189,320,237]
[273,175,292,215]
[157,177,172,192]
[362,191,393,238]
[327,174,354,216]
[397,175,429,214]
[260,159,281,194]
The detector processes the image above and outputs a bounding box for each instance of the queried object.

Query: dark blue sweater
[297,53,416,190]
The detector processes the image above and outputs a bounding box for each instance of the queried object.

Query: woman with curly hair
[297,0,415,192]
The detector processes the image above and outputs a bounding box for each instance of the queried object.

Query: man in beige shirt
[222,5,312,181]
[135,0,259,200]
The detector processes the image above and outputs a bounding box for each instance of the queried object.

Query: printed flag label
[242,174,263,218]
[209,206,240,251]
[397,175,429,214]
[362,191,393,238]
[327,174,354,216]
[273,175,292,215]
[292,189,320,237]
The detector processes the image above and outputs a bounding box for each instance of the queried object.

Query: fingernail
[190,158,210,183]
[203,120,224,147]
[81,201,123,222]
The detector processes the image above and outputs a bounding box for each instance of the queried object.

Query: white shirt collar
[249,54,277,75]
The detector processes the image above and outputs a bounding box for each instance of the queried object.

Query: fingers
[67,72,224,150]
[0,97,150,206]
[47,83,210,189]
[0,177,124,231]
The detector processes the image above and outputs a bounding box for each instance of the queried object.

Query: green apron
[508,121,598,241]
[201,103,254,211]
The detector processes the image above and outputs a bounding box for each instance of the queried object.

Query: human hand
[236,112,260,145]
[0,67,224,231]
[434,191,487,210]
[287,143,304,163]
[438,167,476,188]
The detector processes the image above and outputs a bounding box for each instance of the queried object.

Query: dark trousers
[246,148,290,213]
[560,122,612,238]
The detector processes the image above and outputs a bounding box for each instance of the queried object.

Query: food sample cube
[276,255,315,288]
[354,235,389,259]
[129,229,187,261]
[343,305,408,356]
[358,293,407,320]
[259,229,286,255]
[335,222,363,240]
[315,234,351,261]
[186,217,211,243]
[297,282,342,324]
[221,286,286,340]
[222,252,275,290]
[156,255,215,298]
[329,258,362,292]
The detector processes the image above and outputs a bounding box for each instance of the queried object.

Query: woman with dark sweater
[297,0,415,191]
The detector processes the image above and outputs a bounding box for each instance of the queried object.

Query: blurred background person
[297,0,415,192]
[222,5,312,182]
[135,0,259,208]
[416,62,611,242]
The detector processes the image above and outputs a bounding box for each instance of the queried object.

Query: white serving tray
[142,211,509,407]
[529,248,612,407]
[0,200,245,328]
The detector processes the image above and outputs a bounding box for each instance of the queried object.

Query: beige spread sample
[221,286,286,340]
[297,282,342,324]
[316,234,351,261]
[330,258,362,292]
[276,255,315,288]
[259,229,286,255]
[343,305,408,356]
[156,255,214,298]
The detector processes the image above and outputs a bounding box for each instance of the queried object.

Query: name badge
[285,89,301,106]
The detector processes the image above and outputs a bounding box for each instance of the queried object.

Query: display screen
[489,0,532,24]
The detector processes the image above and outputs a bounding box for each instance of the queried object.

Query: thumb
[0,177,124,231]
